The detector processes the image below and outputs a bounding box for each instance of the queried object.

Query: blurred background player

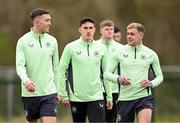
[113,26,122,43]
[97,20,123,123]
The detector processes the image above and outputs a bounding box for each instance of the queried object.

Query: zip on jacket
[87,44,89,56]
[134,47,136,59]
[39,36,42,48]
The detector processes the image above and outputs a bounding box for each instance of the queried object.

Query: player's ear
[140,32,144,39]
[94,27,96,32]
[79,27,82,33]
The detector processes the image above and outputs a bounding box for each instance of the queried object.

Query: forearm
[104,80,112,101]
[151,75,163,87]
[104,71,119,83]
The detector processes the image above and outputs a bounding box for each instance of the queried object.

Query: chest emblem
[94,50,99,56]
[46,42,51,48]
[112,48,115,52]
[140,55,146,60]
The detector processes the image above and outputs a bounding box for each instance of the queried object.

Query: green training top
[16,30,60,97]
[59,37,112,102]
[96,38,124,93]
[104,44,163,101]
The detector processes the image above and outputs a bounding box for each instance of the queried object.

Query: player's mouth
[87,34,91,37]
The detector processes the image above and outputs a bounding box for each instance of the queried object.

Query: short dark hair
[100,20,114,28]
[80,16,95,26]
[30,8,50,21]
[114,26,121,33]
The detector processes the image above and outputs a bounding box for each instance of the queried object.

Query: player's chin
[128,41,133,46]
[44,30,49,33]
[86,34,92,38]
[44,27,50,33]
[85,36,93,41]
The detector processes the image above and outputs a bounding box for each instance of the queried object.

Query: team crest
[46,42,51,48]
[112,48,115,52]
[94,50,99,56]
[76,50,81,55]
[140,54,146,60]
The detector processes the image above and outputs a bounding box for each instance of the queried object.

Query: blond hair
[127,23,145,33]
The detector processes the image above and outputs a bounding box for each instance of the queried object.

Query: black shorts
[117,95,153,122]
[22,93,57,121]
[70,100,105,122]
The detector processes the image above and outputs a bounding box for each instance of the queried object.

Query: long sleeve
[151,53,164,87]
[104,51,120,84]
[16,39,30,83]
[59,45,71,101]
[52,40,60,95]
[101,50,112,101]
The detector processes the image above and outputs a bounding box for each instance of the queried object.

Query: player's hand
[56,95,61,105]
[24,80,36,92]
[63,99,70,106]
[140,80,152,88]
[106,100,113,110]
[119,77,131,86]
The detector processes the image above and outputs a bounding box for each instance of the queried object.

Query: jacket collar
[30,28,45,40]
[79,36,94,46]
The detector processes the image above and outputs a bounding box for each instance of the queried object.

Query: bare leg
[41,116,56,123]
[138,108,152,123]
